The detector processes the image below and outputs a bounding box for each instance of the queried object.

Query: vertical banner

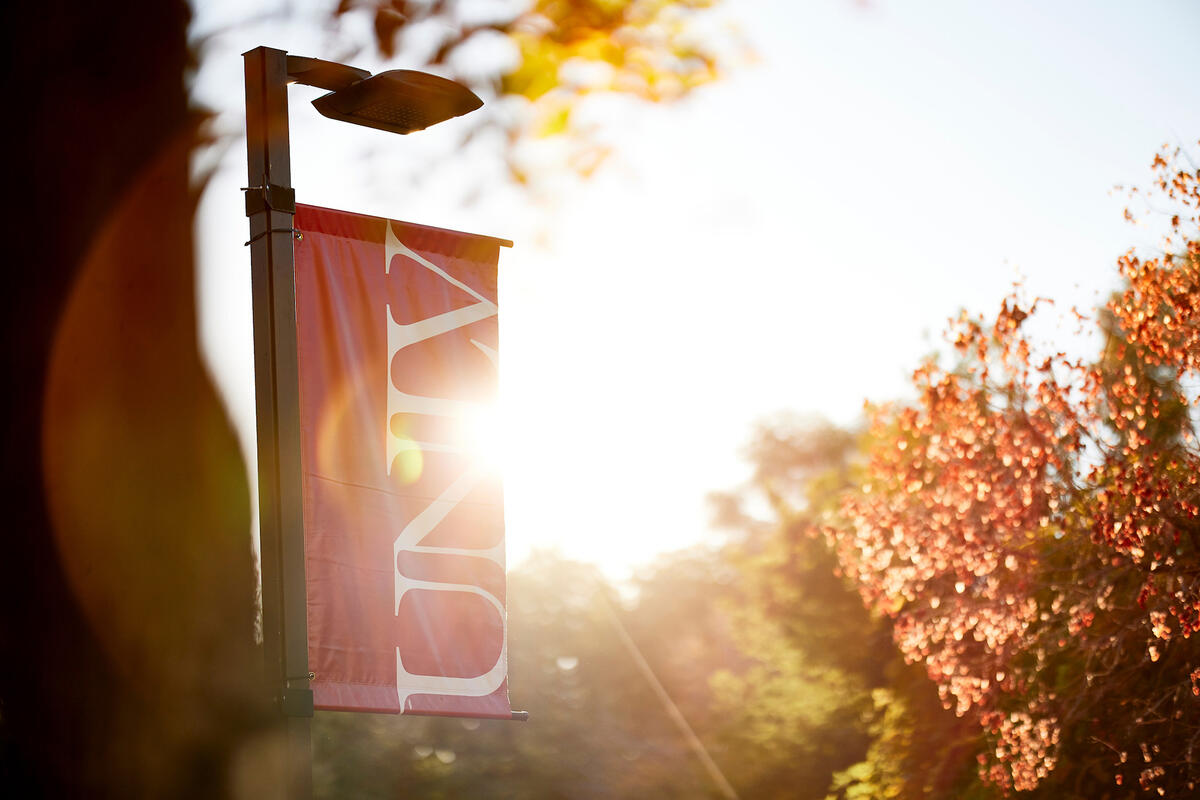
[292,203,512,718]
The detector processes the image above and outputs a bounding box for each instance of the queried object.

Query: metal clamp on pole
[244,183,297,217]
[244,227,301,247]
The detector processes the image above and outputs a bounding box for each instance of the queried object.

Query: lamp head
[311,70,484,135]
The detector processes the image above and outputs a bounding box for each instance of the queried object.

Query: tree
[707,417,918,799]
[827,143,1200,796]
[331,0,743,188]
[3,2,265,796]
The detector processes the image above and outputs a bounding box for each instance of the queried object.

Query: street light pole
[243,45,312,800]
[242,44,485,799]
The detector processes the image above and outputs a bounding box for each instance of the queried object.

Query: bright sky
[191,0,1200,578]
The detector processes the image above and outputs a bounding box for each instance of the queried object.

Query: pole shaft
[244,45,313,800]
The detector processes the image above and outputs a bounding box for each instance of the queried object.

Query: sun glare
[454,400,505,476]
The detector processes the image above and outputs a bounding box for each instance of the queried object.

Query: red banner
[293,203,511,718]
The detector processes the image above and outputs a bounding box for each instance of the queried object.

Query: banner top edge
[296,201,514,248]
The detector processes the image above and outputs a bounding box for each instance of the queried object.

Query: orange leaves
[835,291,1200,788]
[836,294,1077,790]
[823,143,1200,794]
[1112,143,1200,378]
[997,297,1029,333]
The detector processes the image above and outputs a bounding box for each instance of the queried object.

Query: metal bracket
[245,228,301,247]
[286,55,371,92]
[280,687,315,718]
[244,183,296,217]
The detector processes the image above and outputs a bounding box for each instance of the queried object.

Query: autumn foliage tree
[326,0,742,186]
[829,144,1200,796]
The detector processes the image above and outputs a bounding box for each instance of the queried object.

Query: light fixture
[285,55,483,135]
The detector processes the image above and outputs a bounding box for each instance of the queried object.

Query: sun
[453,399,506,477]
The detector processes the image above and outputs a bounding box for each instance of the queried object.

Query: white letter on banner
[384,222,506,710]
